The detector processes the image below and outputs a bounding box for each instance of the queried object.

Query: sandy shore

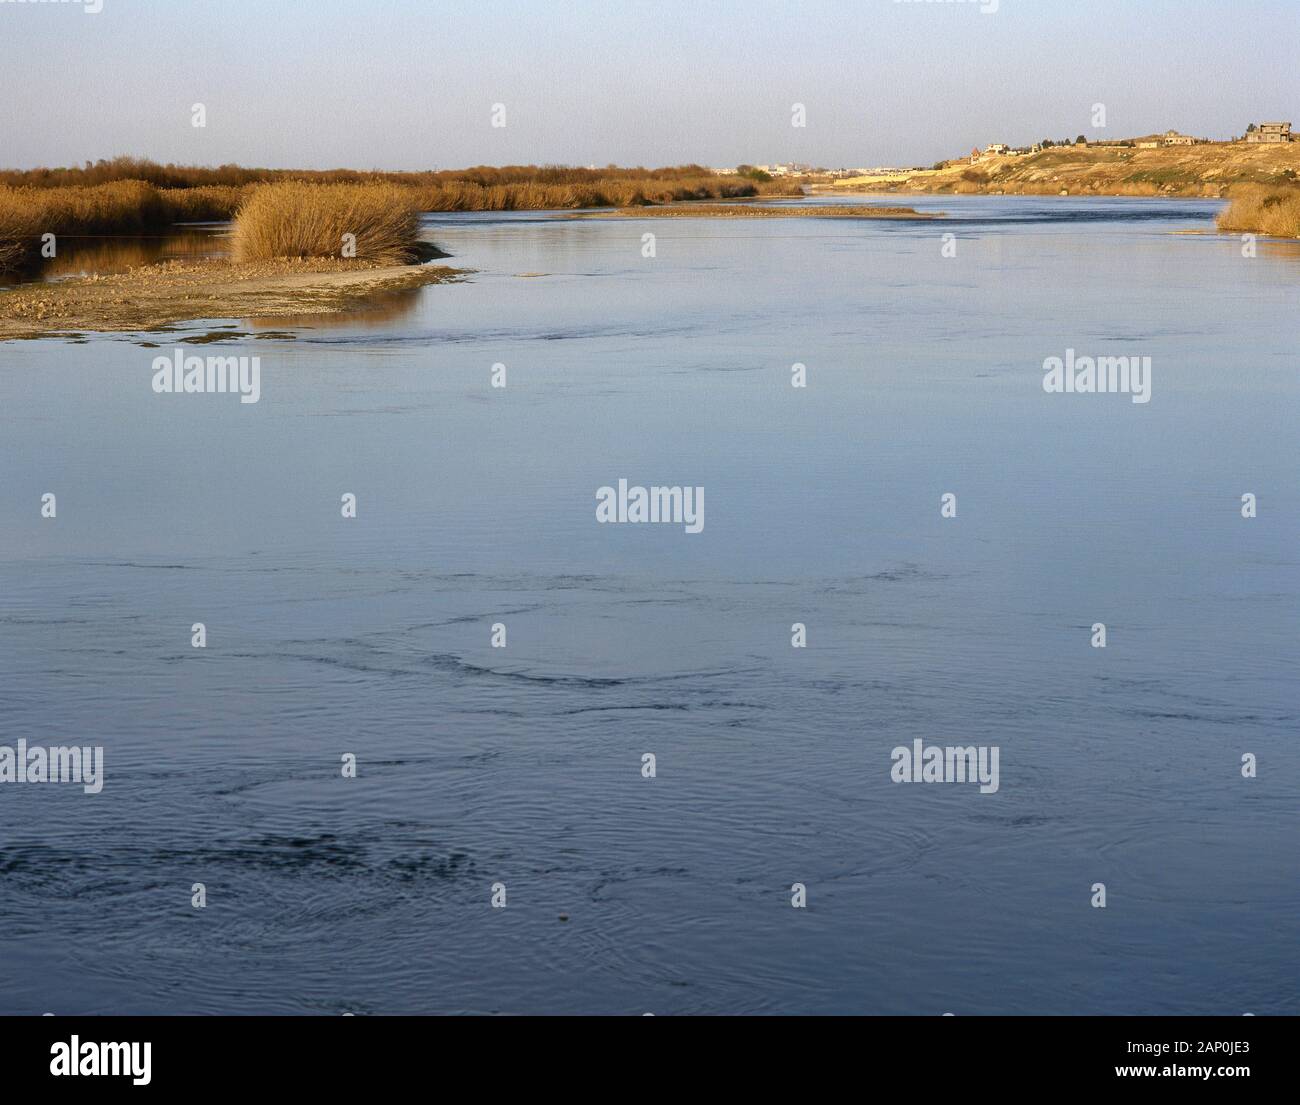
[0,257,463,340]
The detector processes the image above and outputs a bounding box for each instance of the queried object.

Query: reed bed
[0,161,803,273]
[0,181,250,272]
[0,181,168,272]
[231,182,420,263]
[1216,183,1300,237]
[405,176,785,211]
[0,157,786,192]
[159,185,247,222]
[0,180,162,234]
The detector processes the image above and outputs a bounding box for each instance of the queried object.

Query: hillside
[827,142,1300,198]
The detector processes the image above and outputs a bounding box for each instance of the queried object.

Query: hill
[826,142,1300,198]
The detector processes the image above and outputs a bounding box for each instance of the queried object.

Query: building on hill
[984,143,1009,156]
[1246,121,1293,143]
[1162,130,1196,146]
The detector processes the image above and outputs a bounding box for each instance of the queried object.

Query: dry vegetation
[828,143,1300,199]
[1216,183,1300,237]
[0,180,247,274]
[0,157,800,198]
[0,180,173,255]
[232,182,420,263]
[0,158,801,273]
[0,158,718,189]
[404,177,769,210]
[159,184,249,221]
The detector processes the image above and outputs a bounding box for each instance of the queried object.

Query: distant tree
[736,164,773,182]
[1075,135,1087,145]
[1247,123,1257,133]
[1041,139,1054,148]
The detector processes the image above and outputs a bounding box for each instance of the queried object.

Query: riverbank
[820,143,1300,199]
[0,257,462,340]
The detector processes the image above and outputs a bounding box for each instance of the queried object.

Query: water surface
[1,195,1296,1014]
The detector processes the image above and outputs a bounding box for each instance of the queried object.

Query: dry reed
[1216,183,1300,237]
[231,182,420,263]
[0,162,802,273]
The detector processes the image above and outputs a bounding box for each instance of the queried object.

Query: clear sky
[2,0,1297,170]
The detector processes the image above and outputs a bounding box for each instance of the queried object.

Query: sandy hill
[828,142,1300,198]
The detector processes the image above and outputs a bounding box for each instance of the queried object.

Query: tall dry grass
[1217,183,1300,237]
[159,185,247,222]
[0,180,248,273]
[0,157,787,192]
[0,227,24,272]
[405,176,783,211]
[0,180,171,272]
[0,180,162,233]
[231,182,420,263]
[0,160,801,273]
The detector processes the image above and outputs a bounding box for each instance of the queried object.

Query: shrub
[1217,183,1300,237]
[231,182,420,263]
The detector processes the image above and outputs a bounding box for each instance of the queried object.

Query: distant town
[721,120,1295,178]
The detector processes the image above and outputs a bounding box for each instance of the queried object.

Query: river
[0,194,1295,1014]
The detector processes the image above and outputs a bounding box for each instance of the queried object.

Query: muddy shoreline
[0,257,463,340]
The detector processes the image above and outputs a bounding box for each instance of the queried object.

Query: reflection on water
[15,223,228,284]
[247,284,427,331]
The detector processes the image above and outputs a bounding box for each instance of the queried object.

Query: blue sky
[2,0,1297,169]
